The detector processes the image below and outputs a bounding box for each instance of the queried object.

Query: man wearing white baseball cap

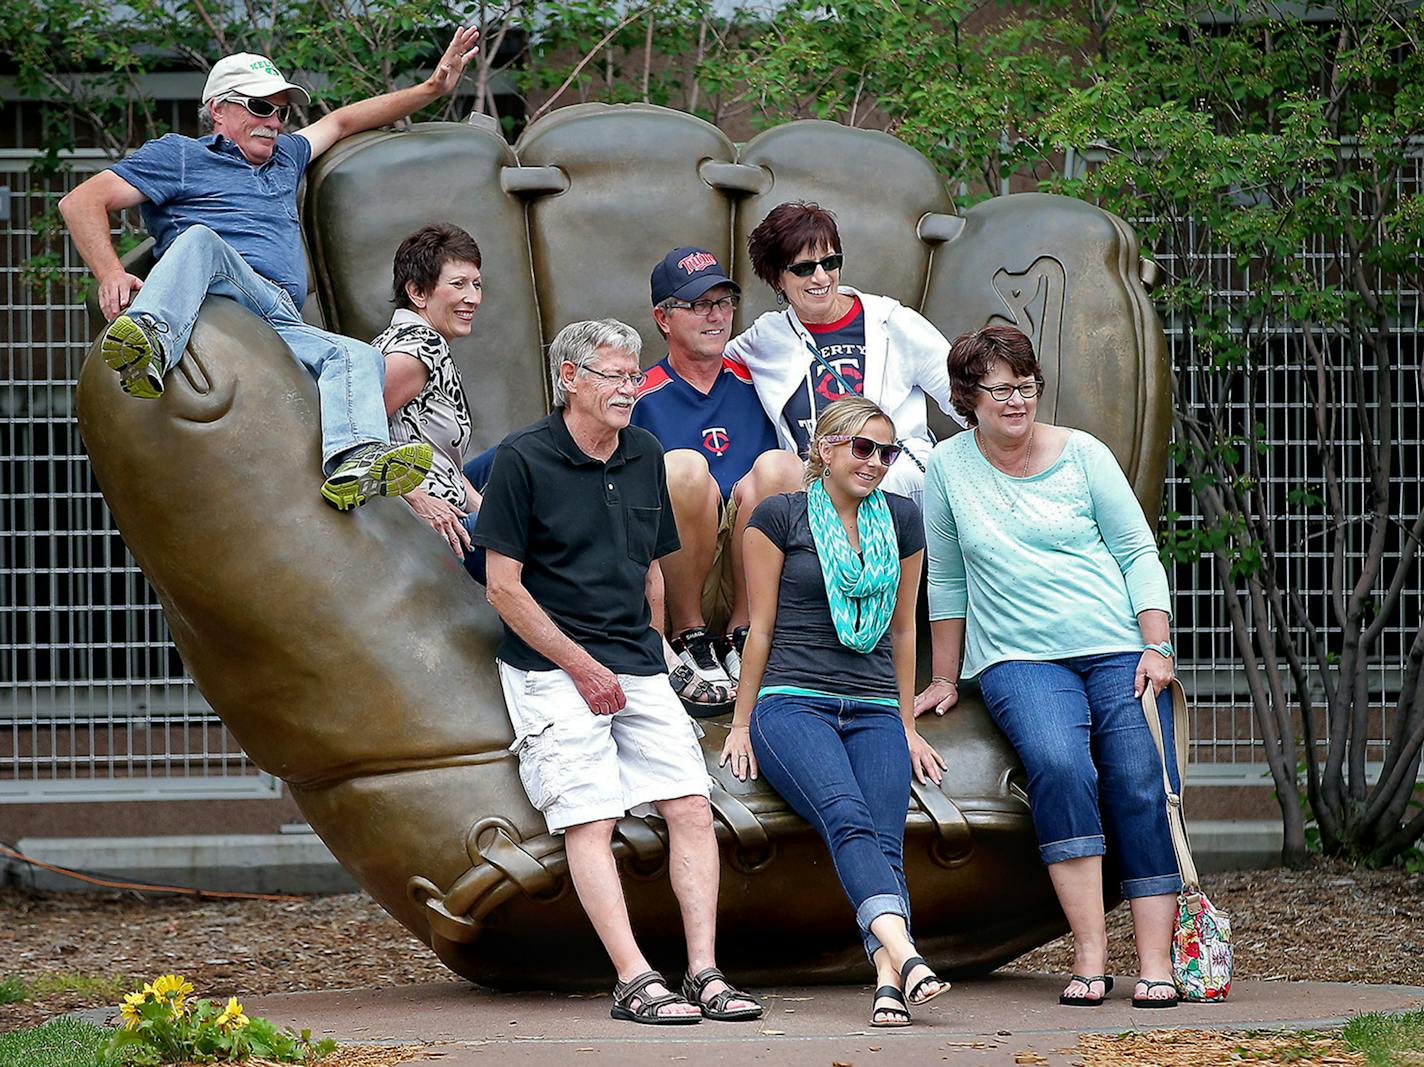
[59,28,480,511]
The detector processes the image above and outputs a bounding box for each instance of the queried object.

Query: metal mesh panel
[0,153,277,801]
[1152,153,1424,778]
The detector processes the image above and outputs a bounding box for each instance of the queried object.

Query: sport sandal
[1059,974,1113,1007]
[681,966,763,1021]
[610,969,701,1025]
[669,663,732,707]
[870,985,911,1027]
[1131,979,1179,1009]
[900,955,948,1006]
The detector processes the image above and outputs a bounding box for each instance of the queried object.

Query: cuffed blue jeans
[128,224,389,472]
[750,692,912,960]
[978,652,1183,898]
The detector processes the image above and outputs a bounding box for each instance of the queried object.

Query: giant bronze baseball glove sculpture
[76,106,1169,989]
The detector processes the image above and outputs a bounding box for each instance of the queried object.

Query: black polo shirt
[473,411,680,674]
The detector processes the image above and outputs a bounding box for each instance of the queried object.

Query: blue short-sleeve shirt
[111,132,313,307]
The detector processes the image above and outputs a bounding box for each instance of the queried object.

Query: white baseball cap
[202,53,311,107]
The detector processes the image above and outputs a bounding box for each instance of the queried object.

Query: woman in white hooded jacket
[723,201,965,502]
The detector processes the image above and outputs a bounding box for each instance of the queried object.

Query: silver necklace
[977,426,1035,512]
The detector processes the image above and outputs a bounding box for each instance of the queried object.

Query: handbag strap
[792,316,928,473]
[1139,678,1201,894]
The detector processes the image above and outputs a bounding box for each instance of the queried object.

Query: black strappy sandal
[681,966,763,1021]
[870,985,911,1028]
[1131,979,1180,1008]
[1059,974,1113,1006]
[900,955,949,1006]
[610,970,702,1025]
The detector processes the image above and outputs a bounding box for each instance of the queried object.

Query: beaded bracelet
[930,676,959,687]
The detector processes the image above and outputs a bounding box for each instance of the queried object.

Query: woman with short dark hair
[374,223,485,580]
[917,324,1183,1009]
[725,201,964,504]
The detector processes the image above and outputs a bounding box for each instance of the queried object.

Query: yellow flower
[149,974,193,1017]
[216,996,249,1031]
[119,990,149,1030]
[150,974,194,1002]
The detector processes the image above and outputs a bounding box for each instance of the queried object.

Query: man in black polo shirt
[474,319,762,1025]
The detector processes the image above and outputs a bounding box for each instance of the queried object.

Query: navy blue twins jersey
[631,356,780,499]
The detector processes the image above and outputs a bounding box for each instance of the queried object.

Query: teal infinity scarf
[806,478,900,653]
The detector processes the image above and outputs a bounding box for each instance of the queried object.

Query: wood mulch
[2,854,1421,1049]
[1012,857,1424,985]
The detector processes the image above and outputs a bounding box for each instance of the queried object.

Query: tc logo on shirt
[814,357,865,402]
[701,426,730,456]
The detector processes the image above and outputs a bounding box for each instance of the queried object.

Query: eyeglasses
[977,380,1044,402]
[823,434,901,466]
[578,365,647,388]
[784,253,844,278]
[219,95,292,122]
[663,294,740,317]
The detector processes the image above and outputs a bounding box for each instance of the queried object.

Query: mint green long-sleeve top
[924,428,1171,680]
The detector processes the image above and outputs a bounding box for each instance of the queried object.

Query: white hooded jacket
[723,286,966,498]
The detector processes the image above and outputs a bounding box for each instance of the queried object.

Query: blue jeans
[750,692,911,960]
[457,512,487,585]
[128,224,389,472]
[457,449,499,585]
[978,652,1182,898]
[464,447,498,494]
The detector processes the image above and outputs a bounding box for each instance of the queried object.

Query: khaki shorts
[698,487,740,634]
[497,661,711,835]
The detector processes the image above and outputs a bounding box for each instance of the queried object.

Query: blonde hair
[804,396,896,487]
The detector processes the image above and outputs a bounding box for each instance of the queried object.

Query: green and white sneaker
[100,312,169,399]
[320,441,433,511]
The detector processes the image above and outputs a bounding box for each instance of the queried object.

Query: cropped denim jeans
[978,652,1182,898]
[128,224,389,471]
[750,692,912,960]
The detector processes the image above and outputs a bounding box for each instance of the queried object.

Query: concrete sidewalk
[208,973,1424,1066]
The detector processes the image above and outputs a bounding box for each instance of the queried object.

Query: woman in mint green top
[915,325,1183,1010]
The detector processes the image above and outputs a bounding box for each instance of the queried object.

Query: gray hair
[549,319,642,408]
[198,102,215,134]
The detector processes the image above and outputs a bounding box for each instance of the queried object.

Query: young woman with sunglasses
[720,396,949,1028]
[724,201,965,506]
[915,325,1182,1009]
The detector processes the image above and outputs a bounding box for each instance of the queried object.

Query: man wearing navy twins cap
[632,248,802,708]
[59,30,480,511]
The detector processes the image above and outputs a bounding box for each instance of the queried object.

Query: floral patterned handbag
[1141,680,1233,1001]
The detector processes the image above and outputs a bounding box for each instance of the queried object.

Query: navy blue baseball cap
[650,247,740,305]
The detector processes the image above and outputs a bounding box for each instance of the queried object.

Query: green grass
[0,1016,110,1067]
[0,972,133,1006]
[1343,1008,1424,1066]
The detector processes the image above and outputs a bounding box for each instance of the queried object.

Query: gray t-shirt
[748,490,924,703]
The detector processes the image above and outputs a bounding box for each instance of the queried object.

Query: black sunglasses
[823,434,901,466]
[785,253,845,278]
[221,95,292,122]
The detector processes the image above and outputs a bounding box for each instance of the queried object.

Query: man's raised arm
[297,26,480,159]
[58,171,149,321]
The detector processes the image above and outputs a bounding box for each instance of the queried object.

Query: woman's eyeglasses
[784,253,845,278]
[977,380,1045,402]
[823,434,901,466]
[220,95,292,122]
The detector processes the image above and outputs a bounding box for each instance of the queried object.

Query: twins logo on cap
[678,251,718,275]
